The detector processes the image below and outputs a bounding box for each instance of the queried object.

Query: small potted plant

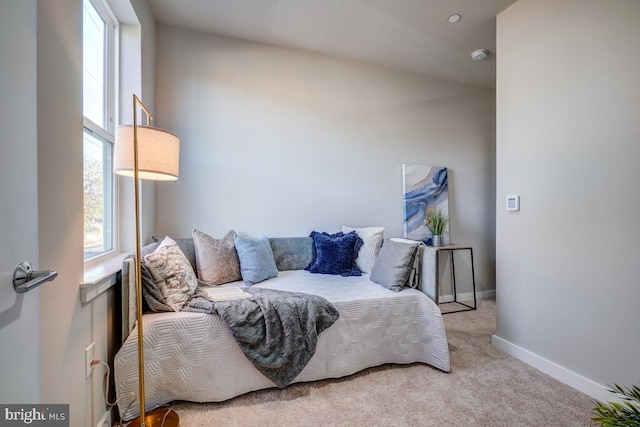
[592,383,640,426]
[424,209,449,247]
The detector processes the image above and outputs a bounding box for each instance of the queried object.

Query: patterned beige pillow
[193,229,242,285]
[143,237,198,312]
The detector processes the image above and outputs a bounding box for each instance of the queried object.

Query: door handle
[12,261,57,293]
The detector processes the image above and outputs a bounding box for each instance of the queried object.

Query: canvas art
[402,164,449,243]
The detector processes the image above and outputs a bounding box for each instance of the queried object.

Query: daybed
[114,230,450,421]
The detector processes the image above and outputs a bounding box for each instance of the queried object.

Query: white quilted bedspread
[115,271,450,421]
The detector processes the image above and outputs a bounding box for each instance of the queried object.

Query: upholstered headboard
[120,237,314,342]
[121,236,437,343]
[120,241,160,343]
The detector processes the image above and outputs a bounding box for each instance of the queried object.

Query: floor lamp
[114,95,180,427]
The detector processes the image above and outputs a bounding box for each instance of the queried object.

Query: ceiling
[149,0,517,87]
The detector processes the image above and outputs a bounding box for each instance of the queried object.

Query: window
[83,0,117,260]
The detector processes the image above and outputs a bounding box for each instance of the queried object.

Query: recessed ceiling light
[448,14,462,24]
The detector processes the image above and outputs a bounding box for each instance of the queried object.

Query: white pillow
[341,226,385,273]
[143,237,198,312]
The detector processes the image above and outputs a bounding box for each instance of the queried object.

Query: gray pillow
[235,235,278,285]
[269,237,313,271]
[142,241,161,257]
[370,239,420,292]
[193,229,242,285]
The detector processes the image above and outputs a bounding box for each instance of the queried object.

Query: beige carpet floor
[158,300,596,426]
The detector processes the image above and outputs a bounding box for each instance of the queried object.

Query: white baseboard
[491,335,620,403]
[439,289,495,303]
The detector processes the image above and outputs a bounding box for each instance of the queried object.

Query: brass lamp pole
[114,95,180,427]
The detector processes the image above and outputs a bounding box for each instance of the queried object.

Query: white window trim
[81,0,144,300]
[82,126,118,269]
[81,250,128,303]
[83,117,113,142]
[83,0,120,266]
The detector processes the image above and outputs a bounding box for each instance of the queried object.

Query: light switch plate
[506,195,520,211]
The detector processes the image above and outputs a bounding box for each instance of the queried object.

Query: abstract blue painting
[402,164,449,243]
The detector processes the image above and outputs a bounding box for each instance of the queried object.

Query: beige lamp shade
[114,125,180,181]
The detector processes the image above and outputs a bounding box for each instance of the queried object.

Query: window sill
[80,251,128,303]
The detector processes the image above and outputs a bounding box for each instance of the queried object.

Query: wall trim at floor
[491,335,619,404]
[439,289,495,303]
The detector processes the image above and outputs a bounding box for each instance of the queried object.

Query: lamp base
[127,408,179,427]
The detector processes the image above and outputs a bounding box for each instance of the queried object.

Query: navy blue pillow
[306,231,363,276]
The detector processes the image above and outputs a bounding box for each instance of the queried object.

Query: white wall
[495,0,640,400]
[132,0,156,247]
[134,0,157,245]
[155,25,497,293]
[37,2,99,426]
[118,0,158,253]
[35,1,155,426]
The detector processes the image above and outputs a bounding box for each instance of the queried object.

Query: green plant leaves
[592,384,640,426]
[424,209,449,236]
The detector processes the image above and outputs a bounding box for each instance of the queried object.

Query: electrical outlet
[85,342,95,378]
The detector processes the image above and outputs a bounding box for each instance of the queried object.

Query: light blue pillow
[234,235,278,285]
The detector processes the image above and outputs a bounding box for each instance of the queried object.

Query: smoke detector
[471,48,489,61]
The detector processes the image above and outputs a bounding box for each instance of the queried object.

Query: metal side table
[433,244,477,314]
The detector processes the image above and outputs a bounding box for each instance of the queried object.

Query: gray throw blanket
[135,259,339,386]
[185,287,339,388]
